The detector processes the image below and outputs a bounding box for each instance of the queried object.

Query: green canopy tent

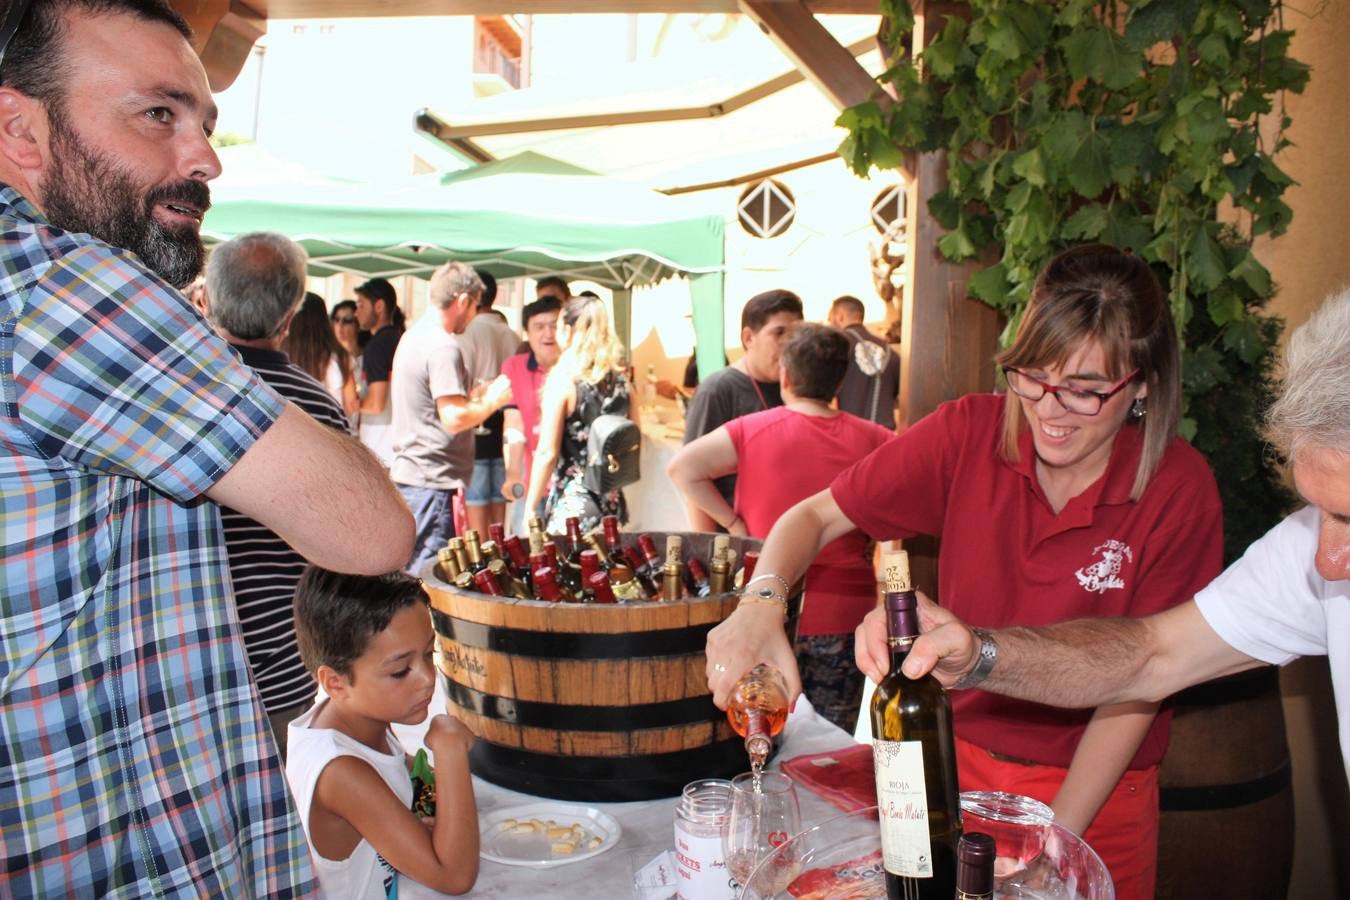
[202,149,727,377]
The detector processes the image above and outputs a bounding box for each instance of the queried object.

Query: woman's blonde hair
[550,295,628,388]
[996,244,1181,500]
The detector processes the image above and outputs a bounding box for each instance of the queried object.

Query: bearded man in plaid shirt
[0,1,414,896]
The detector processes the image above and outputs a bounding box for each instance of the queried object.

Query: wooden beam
[737,0,884,112]
[173,0,266,92]
[243,1,880,16]
[897,1,1001,597]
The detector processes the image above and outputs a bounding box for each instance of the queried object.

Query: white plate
[479,802,622,868]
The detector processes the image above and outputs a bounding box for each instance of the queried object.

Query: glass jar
[674,778,736,899]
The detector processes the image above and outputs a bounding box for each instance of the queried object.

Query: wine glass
[724,771,801,894]
[472,378,493,435]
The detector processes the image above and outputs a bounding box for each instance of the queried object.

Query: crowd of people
[4,2,1348,899]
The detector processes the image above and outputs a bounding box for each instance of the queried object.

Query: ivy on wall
[838,0,1308,559]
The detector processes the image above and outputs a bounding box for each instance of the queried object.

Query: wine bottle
[588,570,618,604]
[955,833,995,900]
[532,565,564,602]
[578,550,602,602]
[632,533,665,599]
[462,530,488,575]
[448,537,469,575]
[870,548,961,900]
[609,564,645,602]
[735,549,760,590]
[725,663,789,770]
[686,557,712,598]
[436,546,461,581]
[661,535,684,601]
[708,534,732,595]
[564,516,586,564]
[488,522,506,547]
[489,559,530,599]
[502,535,530,584]
[472,567,503,596]
[582,534,615,573]
[601,515,639,570]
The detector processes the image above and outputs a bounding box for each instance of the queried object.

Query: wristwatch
[953,628,997,690]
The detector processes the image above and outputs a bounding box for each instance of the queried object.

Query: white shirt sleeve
[1195,505,1329,665]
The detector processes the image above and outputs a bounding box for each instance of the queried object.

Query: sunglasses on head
[0,0,33,80]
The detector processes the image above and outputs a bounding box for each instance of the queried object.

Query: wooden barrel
[423,531,801,802]
[1156,667,1294,898]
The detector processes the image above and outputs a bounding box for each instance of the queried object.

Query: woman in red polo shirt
[705,244,1223,899]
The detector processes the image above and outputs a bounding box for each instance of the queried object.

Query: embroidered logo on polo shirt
[1075,539,1133,594]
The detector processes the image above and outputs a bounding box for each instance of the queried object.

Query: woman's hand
[705,602,801,708]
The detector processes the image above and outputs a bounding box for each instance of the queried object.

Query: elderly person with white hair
[868,286,1350,780]
[205,231,354,754]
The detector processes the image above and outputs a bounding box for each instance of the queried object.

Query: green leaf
[982,11,1028,61]
[1062,26,1140,90]
[927,190,962,230]
[1230,251,1272,296]
[1068,130,1112,198]
[1103,211,1155,253]
[923,16,970,78]
[1043,110,1090,167]
[1063,203,1110,240]
[1011,146,1049,188]
[938,223,978,261]
[1126,1,1180,50]
[967,262,1011,305]
[1197,33,1232,68]
[1005,189,1054,248]
[1178,416,1198,443]
[1186,227,1227,291]
[1183,344,1231,394]
[1222,317,1266,365]
[1108,122,1157,182]
[1207,290,1245,327]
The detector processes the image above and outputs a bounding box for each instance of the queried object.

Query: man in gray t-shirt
[682,289,802,531]
[390,263,512,575]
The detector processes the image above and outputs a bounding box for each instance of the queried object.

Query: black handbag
[582,413,641,494]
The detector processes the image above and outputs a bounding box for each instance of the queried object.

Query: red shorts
[955,736,1159,900]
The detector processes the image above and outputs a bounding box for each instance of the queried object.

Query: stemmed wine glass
[724,771,802,894]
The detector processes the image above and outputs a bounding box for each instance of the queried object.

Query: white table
[393,685,859,898]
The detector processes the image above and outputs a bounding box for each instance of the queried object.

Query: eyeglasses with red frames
[1002,366,1141,416]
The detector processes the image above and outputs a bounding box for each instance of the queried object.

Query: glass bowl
[737,793,1113,899]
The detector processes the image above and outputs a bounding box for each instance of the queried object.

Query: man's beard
[41,118,211,289]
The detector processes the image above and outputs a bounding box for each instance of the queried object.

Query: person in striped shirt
[205,232,356,756]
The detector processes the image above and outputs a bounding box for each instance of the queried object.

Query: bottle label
[673,822,736,899]
[872,739,933,878]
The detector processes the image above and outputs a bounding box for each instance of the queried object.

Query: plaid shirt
[0,186,316,897]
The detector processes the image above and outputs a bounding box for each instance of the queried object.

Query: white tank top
[285,701,413,900]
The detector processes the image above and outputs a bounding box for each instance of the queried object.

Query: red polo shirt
[726,406,894,636]
[831,393,1222,769]
[501,350,546,480]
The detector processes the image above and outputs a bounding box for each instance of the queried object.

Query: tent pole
[690,272,725,381]
[611,287,633,362]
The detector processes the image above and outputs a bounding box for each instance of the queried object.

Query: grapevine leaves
[839,0,1304,452]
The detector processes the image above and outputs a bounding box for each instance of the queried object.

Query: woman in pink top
[668,323,894,728]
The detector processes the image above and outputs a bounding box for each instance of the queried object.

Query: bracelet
[738,587,787,617]
[953,628,998,690]
[745,572,790,598]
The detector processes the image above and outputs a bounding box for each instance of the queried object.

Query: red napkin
[781,743,878,814]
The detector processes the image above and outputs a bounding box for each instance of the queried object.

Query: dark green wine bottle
[870,548,962,900]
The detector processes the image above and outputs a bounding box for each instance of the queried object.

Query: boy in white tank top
[288,568,479,898]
